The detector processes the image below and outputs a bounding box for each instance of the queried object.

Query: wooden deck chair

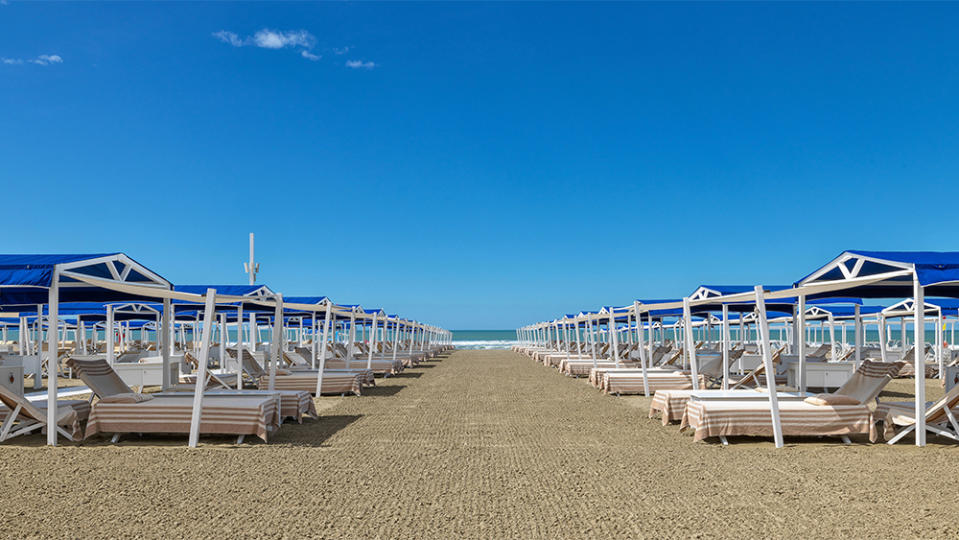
[728,346,787,390]
[180,352,233,390]
[66,357,137,399]
[657,348,685,367]
[292,347,316,366]
[0,385,82,442]
[701,349,746,388]
[885,382,959,444]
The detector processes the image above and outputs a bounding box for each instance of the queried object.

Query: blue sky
[2,2,958,329]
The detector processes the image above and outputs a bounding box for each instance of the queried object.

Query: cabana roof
[0,253,170,305]
[797,250,959,297]
[174,284,275,298]
[881,297,959,317]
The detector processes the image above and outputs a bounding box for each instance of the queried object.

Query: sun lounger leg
[719,436,728,446]
[840,435,851,445]
[945,408,959,438]
[56,426,75,442]
[887,424,915,445]
[236,434,245,444]
[111,433,121,443]
[926,424,959,441]
[0,404,21,441]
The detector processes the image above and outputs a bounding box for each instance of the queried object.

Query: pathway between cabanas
[0,349,956,538]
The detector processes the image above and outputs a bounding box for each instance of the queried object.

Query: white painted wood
[46,274,59,446]
[914,278,926,446]
[188,289,217,448]
[755,285,784,448]
[367,311,377,370]
[721,304,730,390]
[268,294,283,391]
[236,304,244,389]
[682,298,700,390]
[315,303,332,396]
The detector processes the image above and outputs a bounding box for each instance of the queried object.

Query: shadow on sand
[364,385,407,397]
[0,414,365,449]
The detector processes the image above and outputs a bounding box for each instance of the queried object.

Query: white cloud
[31,54,62,65]
[3,54,62,66]
[346,60,376,70]
[213,30,245,47]
[253,29,313,49]
[333,46,351,55]
[213,29,321,61]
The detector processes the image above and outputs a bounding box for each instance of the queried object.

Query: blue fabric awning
[0,253,170,305]
[797,251,959,298]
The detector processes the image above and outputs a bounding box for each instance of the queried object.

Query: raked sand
[0,349,957,538]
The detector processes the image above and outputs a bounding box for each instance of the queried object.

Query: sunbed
[680,360,904,444]
[876,381,959,444]
[66,357,302,437]
[894,346,938,378]
[329,344,407,373]
[599,347,734,396]
[0,385,84,442]
[229,348,367,395]
[85,393,279,443]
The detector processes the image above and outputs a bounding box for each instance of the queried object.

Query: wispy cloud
[213,28,318,60]
[253,29,313,49]
[346,60,376,70]
[32,54,62,65]
[333,46,351,55]
[2,54,62,66]
[212,30,244,47]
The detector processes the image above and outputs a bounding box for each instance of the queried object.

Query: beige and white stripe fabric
[680,360,904,442]
[649,390,696,425]
[681,398,892,443]
[603,372,705,395]
[0,385,84,441]
[258,373,362,396]
[85,394,280,442]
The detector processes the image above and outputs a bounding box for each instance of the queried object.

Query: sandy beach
[0,349,956,538]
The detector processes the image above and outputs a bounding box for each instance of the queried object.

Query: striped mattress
[258,373,362,396]
[680,398,893,443]
[602,372,703,395]
[85,394,280,442]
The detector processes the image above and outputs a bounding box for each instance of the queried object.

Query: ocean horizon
[451,329,516,349]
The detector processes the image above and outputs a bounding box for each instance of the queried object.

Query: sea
[451,330,517,350]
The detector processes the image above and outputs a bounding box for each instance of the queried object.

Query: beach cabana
[796,250,959,446]
[0,254,172,445]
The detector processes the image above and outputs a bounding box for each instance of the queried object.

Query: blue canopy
[0,253,170,305]
[284,296,330,305]
[797,251,959,298]
[805,305,884,319]
[848,251,959,287]
[0,254,119,287]
[174,284,273,297]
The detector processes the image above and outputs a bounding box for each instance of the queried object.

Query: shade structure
[0,253,173,446]
[797,250,959,446]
